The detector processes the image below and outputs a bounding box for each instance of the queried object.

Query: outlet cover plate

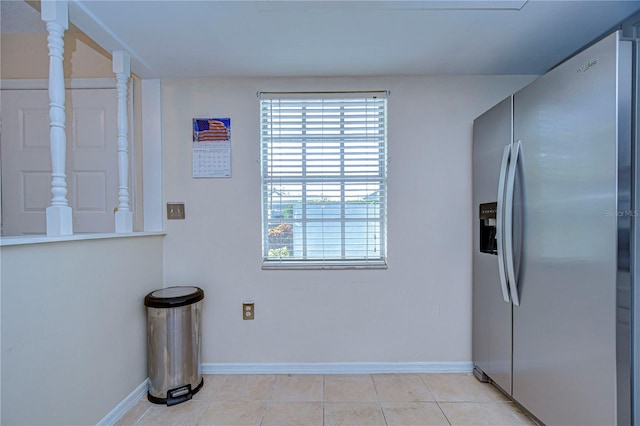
[167,203,185,220]
[243,303,254,320]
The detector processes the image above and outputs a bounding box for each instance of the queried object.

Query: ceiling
[2,0,640,78]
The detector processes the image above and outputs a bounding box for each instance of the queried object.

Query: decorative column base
[46,205,73,236]
[115,210,133,233]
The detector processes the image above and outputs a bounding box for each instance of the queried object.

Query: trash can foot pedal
[147,378,204,406]
[166,384,192,406]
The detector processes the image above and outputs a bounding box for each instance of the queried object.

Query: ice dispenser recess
[479,202,498,255]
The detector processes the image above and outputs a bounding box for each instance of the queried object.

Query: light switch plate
[167,203,185,220]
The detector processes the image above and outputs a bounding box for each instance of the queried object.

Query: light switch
[167,203,185,220]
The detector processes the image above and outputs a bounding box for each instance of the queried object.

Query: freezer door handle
[505,140,521,306]
[496,143,511,303]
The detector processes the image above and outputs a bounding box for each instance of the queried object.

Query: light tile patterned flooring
[117,373,538,425]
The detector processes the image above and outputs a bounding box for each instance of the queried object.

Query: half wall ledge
[0,231,165,247]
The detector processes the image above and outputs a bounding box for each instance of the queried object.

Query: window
[260,92,388,269]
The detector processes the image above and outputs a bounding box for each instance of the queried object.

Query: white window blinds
[260,92,388,269]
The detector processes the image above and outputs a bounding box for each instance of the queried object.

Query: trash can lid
[144,286,204,308]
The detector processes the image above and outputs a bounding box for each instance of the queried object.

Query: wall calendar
[192,117,231,178]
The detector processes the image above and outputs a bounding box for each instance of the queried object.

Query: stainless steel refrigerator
[472,30,635,426]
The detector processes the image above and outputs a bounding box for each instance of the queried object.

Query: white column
[112,51,133,233]
[42,1,72,236]
[142,79,164,231]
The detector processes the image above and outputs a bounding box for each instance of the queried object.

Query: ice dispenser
[479,202,497,254]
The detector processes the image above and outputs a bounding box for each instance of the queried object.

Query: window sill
[0,231,166,247]
[262,260,388,270]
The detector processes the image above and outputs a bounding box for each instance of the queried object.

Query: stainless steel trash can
[144,286,204,405]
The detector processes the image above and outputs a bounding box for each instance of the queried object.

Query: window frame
[259,91,388,270]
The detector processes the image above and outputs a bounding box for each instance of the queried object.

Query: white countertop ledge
[0,231,166,247]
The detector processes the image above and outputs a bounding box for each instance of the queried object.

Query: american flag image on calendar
[193,118,230,142]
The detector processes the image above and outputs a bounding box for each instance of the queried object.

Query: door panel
[1,91,52,235]
[512,32,629,426]
[472,96,513,395]
[67,89,118,233]
[1,89,118,235]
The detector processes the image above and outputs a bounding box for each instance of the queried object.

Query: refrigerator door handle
[505,140,521,306]
[496,143,512,303]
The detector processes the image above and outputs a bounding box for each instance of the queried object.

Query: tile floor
[116,373,538,425]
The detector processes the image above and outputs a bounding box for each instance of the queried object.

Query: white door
[1,88,119,236]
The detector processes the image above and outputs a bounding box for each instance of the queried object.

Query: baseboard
[97,378,148,426]
[201,361,473,375]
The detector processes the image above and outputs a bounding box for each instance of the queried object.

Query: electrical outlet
[167,203,185,220]
[243,303,254,320]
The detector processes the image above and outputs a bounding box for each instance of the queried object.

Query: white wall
[161,76,535,365]
[1,32,113,79]
[1,235,163,425]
